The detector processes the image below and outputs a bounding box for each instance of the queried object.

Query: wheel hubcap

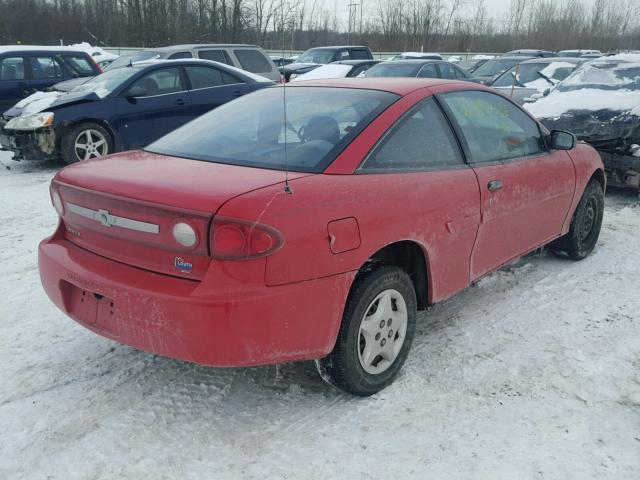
[357,289,408,375]
[580,198,596,241]
[74,129,108,161]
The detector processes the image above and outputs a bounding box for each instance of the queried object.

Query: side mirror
[550,130,576,150]
[125,86,146,100]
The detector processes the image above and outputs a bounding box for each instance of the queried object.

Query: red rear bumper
[38,230,354,367]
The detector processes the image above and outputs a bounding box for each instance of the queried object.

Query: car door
[116,66,192,149]
[0,55,27,112]
[25,54,67,95]
[184,65,251,118]
[437,89,576,280]
[357,97,481,300]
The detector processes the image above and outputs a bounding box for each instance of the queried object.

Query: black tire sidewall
[61,123,113,164]
[323,266,417,396]
[566,180,604,259]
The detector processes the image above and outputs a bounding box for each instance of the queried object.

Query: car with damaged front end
[39,78,605,396]
[0,59,272,164]
[526,54,640,188]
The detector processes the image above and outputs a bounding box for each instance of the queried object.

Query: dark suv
[0,47,101,112]
[281,46,374,81]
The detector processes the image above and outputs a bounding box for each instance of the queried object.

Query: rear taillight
[209,217,284,260]
[50,183,64,216]
[91,56,103,74]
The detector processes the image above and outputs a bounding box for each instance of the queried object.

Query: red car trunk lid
[54,150,308,280]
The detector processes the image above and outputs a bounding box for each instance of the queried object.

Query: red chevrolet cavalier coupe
[39,78,605,395]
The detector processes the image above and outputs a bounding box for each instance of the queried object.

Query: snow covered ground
[0,150,639,479]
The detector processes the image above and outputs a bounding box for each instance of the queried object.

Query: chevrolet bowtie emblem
[98,209,114,227]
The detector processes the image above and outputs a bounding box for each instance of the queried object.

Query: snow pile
[0,150,639,479]
[525,88,640,118]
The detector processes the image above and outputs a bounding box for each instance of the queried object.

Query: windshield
[295,49,336,64]
[473,58,520,77]
[146,87,398,173]
[365,63,421,77]
[105,51,163,71]
[492,62,578,88]
[72,67,142,97]
[558,60,640,92]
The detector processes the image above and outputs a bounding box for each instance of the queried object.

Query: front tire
[61,122,113,164]
[550,179,604,260]
[321,266,417,396]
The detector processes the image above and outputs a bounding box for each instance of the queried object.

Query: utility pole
[347,2,359,45]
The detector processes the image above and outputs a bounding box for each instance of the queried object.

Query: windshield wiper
[536,71,557,86]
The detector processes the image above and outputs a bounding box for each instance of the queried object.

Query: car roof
[307,45,369,50]
[506,49,554,54]
[150,44,258,51]
[332,59,381,66]
[380,59,446,66]
[286,77,461,95]
[519,57,583,64]
[487,56,535,61]
[0,45,88,55]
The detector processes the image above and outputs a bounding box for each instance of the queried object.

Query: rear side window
[360,98,463,172]
[454,66,470,79]
[438,63,457,79]
[186,66,224,89]
[233,49,272,73]
[30,56,65,79]
[127,67,185,96]
[417,63,438,78]
[0,57,25,80]
[440,90,544,163]
[350,50,370,60]
[198,50,233,65]
[63,55,97,75]
[168,51,193,59]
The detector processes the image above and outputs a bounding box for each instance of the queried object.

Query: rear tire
[61,122,113,164]
[321,266,417,396]
[550,179,604,260]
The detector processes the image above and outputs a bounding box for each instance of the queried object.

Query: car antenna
[127,58,132,67]
[281,0,293,195]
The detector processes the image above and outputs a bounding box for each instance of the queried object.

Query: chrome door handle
[487,180,503,191]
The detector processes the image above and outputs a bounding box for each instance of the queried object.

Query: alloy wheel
[74,129,109,161]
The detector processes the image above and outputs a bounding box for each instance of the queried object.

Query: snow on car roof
[290,64,352,82]
[0,45,87,54]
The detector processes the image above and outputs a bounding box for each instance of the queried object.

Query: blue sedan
[0,59,273,164]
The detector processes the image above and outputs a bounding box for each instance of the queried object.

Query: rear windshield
[365,63,421,77]
[473,58,520,77]
[558,60,640,91]
[63,55,99,75]
[105,51,164,71]
[146,87,398,173]
[296,49,337,64]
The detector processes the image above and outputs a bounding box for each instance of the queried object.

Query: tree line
[0,0,638,53]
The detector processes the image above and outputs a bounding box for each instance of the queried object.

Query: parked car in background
[387,52,443,61]
[579,52,605,59]
[491,57,583,104]
[458,58,490,73]
[526,53,640,188]
[0,59,272,164]
[38,78,604,396]
[53,43,279,91]
[0,46,101,112]
[280,46,373,81]
[504,49,558,58]
[365,60,475,81]
[290,60,381,82]
[557,49,602,58]
[470,56,534,84]
[270,56,296,67]
[69,42,119,69]
[447,55,463,63]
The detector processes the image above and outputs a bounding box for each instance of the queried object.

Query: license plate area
[62,281,118,336]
